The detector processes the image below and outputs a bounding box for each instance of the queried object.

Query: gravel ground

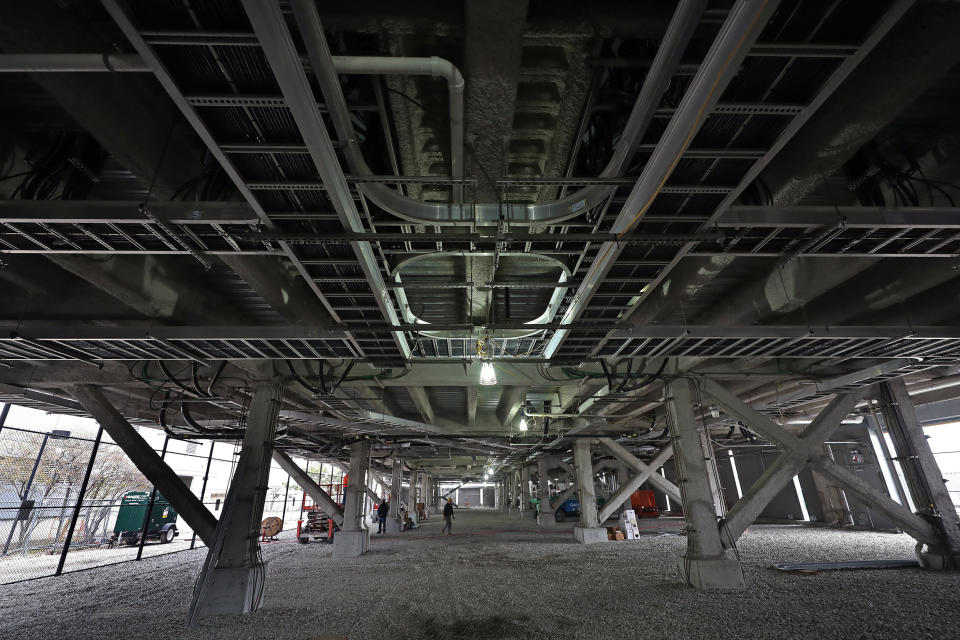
[1,509,958,640]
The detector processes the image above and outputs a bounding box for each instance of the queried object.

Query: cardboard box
[614,532,625,541]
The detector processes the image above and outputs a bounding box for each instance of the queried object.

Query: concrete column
[519,465,531,517]
[880,379,960,568]
[698,429,726,518]
[537,458,560,527]
[409,467,420,524]
[573,439,605,543]
[334,439,371,557]
[187,379,283,623]
[666,378,743,589]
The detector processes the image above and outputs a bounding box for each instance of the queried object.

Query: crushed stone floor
[1,508,958,640]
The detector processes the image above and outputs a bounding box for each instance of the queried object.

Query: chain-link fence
[0,424,309,585]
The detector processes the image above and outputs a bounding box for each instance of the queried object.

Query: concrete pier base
[574,526,608,544]
[333,529,370,558]
[677,556,745,589]
[192,565,266,617]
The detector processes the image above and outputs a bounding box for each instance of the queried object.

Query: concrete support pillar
[537,458,560,527]
[391,455,402,522]
[519,465,531,517]
[666,378,743,589]
[698,429,726,518]
[880,379,960,568]
[187,379,283,623]
[573,439,605,543]
[334,439,371,558]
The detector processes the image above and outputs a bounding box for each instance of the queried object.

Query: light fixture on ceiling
[518,417,528,431]
[479,361,497,385]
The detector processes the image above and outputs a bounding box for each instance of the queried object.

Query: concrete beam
[73,385,217,545]
[464,0,528,201]
[407,387,435,425]
[466,387,478,428]
[810,456,939,546]
[760,1,960,206]
[496,386,527,427]
[272,451,344,527]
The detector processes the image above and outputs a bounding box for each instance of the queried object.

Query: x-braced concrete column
[187,379,283,624]
[880,379,960,568]
[573,439,605,543]
[666,378,743,589]
[537,458,560,527]
[334,439,371,557]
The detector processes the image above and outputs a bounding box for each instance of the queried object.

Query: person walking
[377,499,390,533]
[441,497,455,535]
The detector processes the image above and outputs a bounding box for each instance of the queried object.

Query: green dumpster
[114,491,179,545]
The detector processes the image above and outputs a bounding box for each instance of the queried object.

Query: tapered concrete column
[334,439,371,558]
[573,439,606,543]
[537,458,561,527]
[187,379,283,624]
[666,378,743,589]
[519,465,531,517]
[387,454,402,532]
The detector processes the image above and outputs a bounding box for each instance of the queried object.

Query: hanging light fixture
[479,361,497,385]
[518,417,528,431]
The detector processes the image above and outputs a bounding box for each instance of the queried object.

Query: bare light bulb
[479,361,497,385]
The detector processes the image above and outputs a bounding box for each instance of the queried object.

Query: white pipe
[331,55,464,203]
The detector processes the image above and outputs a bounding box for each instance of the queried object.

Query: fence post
[55,427,104,575]
[3,433,50,556]
[191,441,216,550]
[280,474,291,532]
[136,436,169,560]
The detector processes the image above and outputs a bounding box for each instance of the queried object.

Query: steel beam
[544,0,782,358]
[243,0,410,359]
[719,206,960,229]
[73,385,218,545]
[0,200,258,225]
